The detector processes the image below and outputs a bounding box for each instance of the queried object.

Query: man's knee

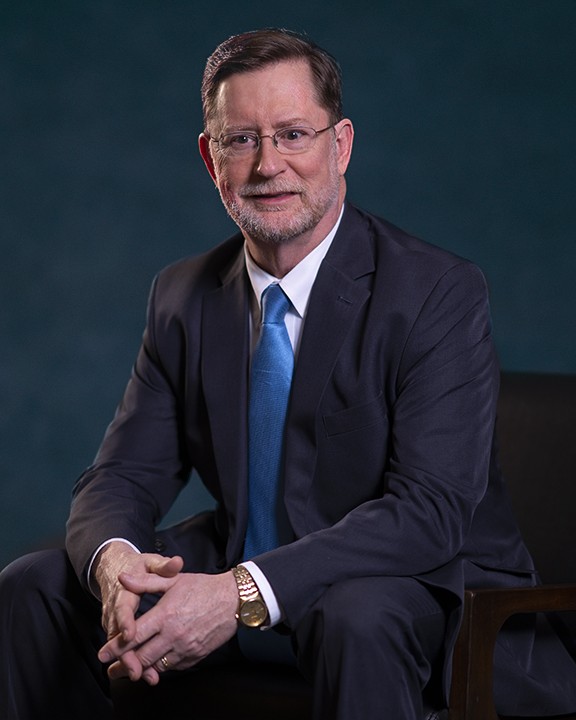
[0,549,69,599]
[0,548,93,635]
[302,576,448,659]
[327,576,435,621]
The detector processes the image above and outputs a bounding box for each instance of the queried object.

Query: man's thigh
[295,575,448,679]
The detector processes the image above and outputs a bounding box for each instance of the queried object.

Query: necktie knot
[261,283,290,326]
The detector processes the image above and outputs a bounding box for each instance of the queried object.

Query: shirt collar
[244,205,344,318]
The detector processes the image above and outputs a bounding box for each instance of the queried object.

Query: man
[1,28,575,720]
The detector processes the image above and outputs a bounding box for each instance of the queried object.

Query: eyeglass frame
[208,123,337,158]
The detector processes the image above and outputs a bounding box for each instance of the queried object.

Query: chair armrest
[449,584,576,720]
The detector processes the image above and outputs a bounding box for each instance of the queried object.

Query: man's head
[198,29,354,274]
[201,28,343,133]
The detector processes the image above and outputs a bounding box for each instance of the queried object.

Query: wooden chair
[113,371,576,719]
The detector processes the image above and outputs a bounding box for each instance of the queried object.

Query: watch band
[232,565,269,628]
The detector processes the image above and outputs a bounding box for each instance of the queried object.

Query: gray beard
[222,185,338,245]
[220,174,340,246]
[224,198,329,246]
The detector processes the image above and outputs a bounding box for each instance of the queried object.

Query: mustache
[239,180,304,197]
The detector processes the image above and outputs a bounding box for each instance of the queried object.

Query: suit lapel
[284,206,375,531]
[201,246,250,558]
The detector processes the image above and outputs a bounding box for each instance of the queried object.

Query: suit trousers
[0,549,449,720]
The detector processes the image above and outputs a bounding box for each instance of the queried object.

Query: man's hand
[97,568,238,686]
[93,541,183,681]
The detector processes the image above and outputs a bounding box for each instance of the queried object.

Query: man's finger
[106,650,144,682]
[145,554,184,577]
[98,607,160,663]
[109,586,140,642]
[118,571,176,596]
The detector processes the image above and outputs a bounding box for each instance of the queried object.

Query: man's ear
[198,132,218,184]
[334,119,354,176]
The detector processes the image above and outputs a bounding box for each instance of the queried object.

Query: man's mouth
[245,189,296,197]
[240,190,301,210]
[249,191,295,200]
[240,182,303,202]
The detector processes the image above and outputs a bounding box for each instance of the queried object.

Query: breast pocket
[323,393,388,437]
[310,394,390,522]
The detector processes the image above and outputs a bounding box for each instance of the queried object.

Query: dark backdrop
[1,0,575,569]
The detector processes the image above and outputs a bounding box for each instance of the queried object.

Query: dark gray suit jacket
[67,203,574,711]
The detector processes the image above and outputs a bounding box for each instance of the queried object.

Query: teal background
[1,0,575,569]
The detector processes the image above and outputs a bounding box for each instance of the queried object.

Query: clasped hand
[95,542,238,685]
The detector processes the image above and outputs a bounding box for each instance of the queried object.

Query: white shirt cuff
[87,537,141,598]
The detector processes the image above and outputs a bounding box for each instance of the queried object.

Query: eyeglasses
[210,124,335,158]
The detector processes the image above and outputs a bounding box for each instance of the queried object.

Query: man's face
[200,60,353,249]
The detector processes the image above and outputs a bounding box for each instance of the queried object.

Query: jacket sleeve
[65,272,192,583]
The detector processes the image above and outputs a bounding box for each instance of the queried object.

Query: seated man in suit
[1,27,575,720]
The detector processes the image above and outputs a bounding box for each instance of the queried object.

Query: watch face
[240,599,268,627]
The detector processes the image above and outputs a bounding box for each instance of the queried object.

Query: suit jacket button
[154,539,166,552]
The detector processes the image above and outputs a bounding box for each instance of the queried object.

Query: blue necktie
[244,283,294,559]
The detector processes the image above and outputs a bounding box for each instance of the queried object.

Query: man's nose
[255,136,285,176]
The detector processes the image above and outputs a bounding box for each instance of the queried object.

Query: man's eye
[279,128,307,142]
[229,134,256,146]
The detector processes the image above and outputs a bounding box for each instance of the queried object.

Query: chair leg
[449,591,499,720]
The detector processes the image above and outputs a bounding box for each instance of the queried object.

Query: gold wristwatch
[232,565,268,628]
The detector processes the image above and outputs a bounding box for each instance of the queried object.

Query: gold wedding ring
[160,655,170,670]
